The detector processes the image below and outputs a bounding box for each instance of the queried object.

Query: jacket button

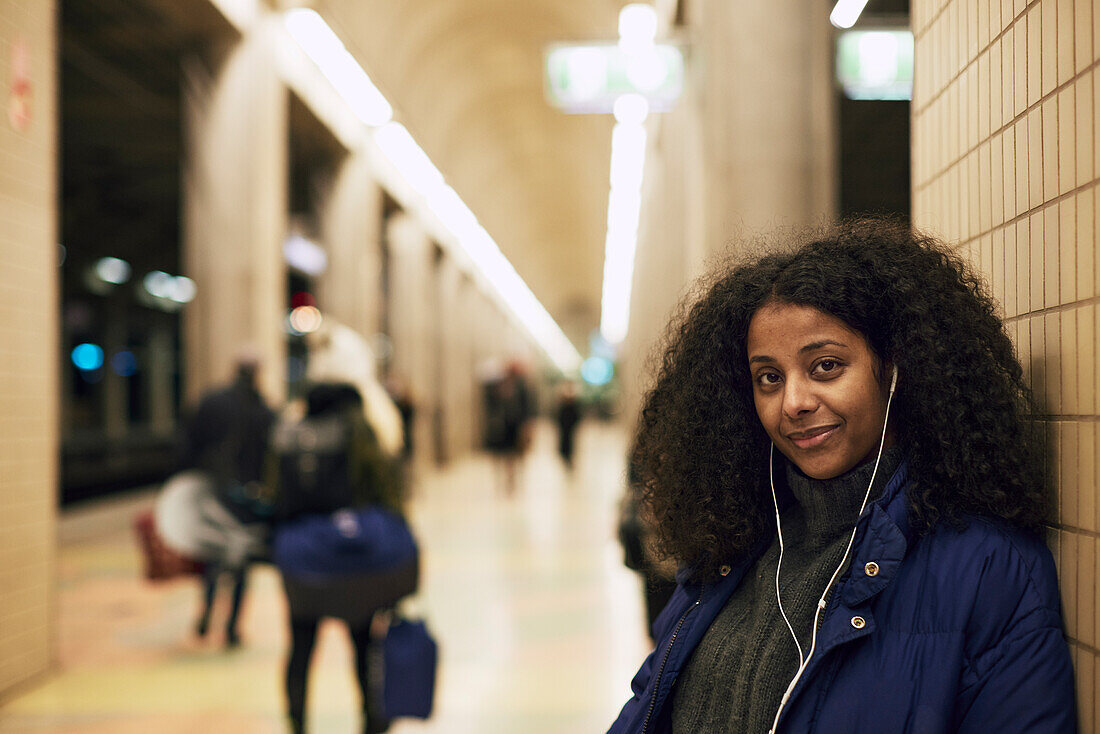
[864,561,880,577]
[850,616,866,629]
[719,564,731,576]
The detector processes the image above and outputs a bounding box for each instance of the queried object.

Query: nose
[782,375,819,419]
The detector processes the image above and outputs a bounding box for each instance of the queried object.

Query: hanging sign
[8,35,32,131]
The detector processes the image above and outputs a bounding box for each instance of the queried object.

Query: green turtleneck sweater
[670,448,901,734]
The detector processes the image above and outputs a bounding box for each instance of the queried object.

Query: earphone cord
[766,385,896,734]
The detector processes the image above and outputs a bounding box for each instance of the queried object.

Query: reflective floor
[0,420,650,733]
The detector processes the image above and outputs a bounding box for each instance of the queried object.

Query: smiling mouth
[786,425,839,450]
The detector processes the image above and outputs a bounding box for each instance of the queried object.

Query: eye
[755,371,782,389]
[812,358,844,377]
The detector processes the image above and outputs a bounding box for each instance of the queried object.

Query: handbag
[133,509,205,581]
[378,615,438,719]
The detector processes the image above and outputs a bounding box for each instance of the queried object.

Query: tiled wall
[912,0,1098,728]
[0,0,57,697]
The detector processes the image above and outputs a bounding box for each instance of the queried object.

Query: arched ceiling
[318,0,628,349]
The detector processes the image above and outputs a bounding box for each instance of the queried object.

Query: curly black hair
[634,219,1049,582]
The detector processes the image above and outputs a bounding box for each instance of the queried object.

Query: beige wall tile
[1042,99,1060,202]
[1005,223,1019,315]
[978,0,990,48]
[1061,423,1078,524]
[1028,107,1045,207]
[991,41,1004,134]
[1004,26,1017,123]
[1079,534,1096,647]
[1016,20,1030,117]
[1061,528,1079,633]
[1045,311,1062,409]
[1079,421,1096,529]
[1077,646,1096,732]
[1077,0,1094,72]
[1077,71,1094,187]
[1060,197,1076,305]
[965,155,976,238]
[1055,0,1073,85]
[1042,0,1058,96]
[1079,306,1096,414]
[993,228,1007,308]
[979,148,991,234]
[992,132,1006,225]
[1062,308,1078,411]
[1058,87,1076,196]
[1017,219,1032,313]
[980,51,992,142]
[1004,125,1018,217]
[1027,4,1042,107]
[1044,206,1061,307]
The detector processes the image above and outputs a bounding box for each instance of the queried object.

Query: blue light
[71,343,104,371]
[110,350,137,377]
[581,356,614,386]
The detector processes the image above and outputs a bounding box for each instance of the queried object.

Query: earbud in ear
[889,366,899,395]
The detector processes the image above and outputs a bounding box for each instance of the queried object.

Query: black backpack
[273,412,360,519]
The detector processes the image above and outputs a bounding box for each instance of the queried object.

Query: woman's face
[745,302,891,480]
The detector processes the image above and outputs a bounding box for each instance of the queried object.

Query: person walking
[178,351,275,647]
[272,382,415,734]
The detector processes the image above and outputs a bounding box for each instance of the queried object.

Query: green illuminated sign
[544,43,684,113]
[836,30,914,101]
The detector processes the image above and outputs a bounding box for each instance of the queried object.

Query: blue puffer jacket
[608,463,1077,733]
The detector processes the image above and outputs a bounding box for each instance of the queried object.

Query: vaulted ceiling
[319,0,627,348]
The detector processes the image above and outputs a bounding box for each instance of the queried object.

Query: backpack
[273,412,359,518]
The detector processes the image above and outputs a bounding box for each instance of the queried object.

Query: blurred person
[481,359,535,494]
[306,320,404,459]
[177,349,275,647]
[555,381,583,469]
[609,220,1074,733]
[618,455,677,639]
[383,372,416,463]
[272,382,415,734]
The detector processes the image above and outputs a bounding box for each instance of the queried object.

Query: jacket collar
[677,459,913,598]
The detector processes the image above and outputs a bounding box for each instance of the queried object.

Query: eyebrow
[747,340,849,365]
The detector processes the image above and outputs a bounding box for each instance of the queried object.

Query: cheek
[752,392,780,435]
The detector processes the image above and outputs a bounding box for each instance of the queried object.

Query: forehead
[746,302,868,357]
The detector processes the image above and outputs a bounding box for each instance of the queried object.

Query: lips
[786,424,839,450]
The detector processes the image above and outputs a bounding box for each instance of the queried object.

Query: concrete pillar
[0,0,58,696]
[181,24,288,406]
[317,148,384,339]
[912,1,1099,726]
[436,255,477,461]
[386,212,437,466]
[621,0,837,426]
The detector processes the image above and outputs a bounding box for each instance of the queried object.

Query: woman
[273,383,415,734]
[609,220,1076,733]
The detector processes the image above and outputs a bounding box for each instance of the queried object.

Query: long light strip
[285,9,392,126]
[373,122,581,371]
[283,10,581,372]
[829,0,871,29]
[598,3,656,345]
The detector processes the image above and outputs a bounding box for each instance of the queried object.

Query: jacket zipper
[640,590,703,734]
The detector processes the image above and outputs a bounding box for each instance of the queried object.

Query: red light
[291,291,316,309]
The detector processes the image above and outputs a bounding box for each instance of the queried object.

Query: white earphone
[766,364,898,734]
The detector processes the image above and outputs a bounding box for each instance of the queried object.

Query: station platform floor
[0,420,651,734]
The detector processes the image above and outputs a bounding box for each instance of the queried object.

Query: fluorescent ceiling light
[619,4,658,48]
[284,9,392,126]
[374,122,446,197]
[600,115,647,345]
[376,124,582,372]
[830,0,871,29]
[283,233,329,276]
